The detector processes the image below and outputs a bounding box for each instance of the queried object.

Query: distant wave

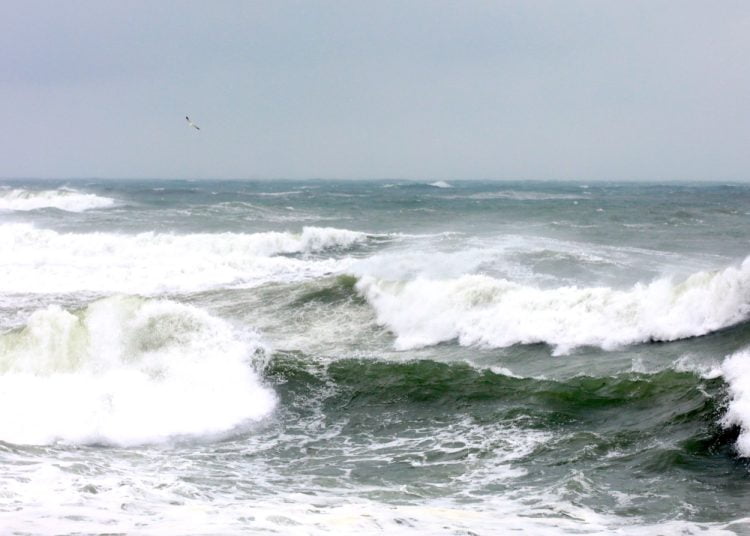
[0,188,115,212]
[453,191,587,201]
[0,296,276,445]
[0,224,368,294]
[355,256,750,354]
[254,190,303,197]
[428,181,453,189]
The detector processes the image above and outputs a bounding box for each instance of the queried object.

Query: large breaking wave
[0,296,276,446]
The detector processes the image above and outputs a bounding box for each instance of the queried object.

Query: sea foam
[355,256,750,354]
[0,188,115,212]
[0,296,276,445]
[0,224,365,294]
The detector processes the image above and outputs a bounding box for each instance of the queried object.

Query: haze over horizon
[2,1,749,182]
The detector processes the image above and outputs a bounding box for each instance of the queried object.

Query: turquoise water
[1,179,750,534]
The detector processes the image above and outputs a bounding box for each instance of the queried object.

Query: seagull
[186,116,200,130]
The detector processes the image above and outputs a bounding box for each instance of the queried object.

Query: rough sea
[1,178,750,535]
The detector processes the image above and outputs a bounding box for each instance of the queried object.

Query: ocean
[1,178,749,535]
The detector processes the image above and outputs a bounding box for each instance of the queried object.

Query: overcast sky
[1,1,749,181]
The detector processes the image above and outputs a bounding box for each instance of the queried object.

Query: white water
[1,484,737,536]
[355,256,750,354]
[0,188,116,212]
[0,296,275,446]
[0,224,365,294]
[721,348,750,457]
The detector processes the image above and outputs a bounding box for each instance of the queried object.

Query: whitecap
[0,188,115,212]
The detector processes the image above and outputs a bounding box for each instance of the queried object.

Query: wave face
[0,188,115,212]
[0,296,275,446]
[356,256,750,354]
[0,224,365,294]
[259,355,735,533]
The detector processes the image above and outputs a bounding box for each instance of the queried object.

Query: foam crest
[356,256,750,354]
[0,224,364,293]
[0,296,276,445]
[0,188,115,212]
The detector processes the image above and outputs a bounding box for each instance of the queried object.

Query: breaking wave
[0,296,276,446]
[0,224,366,294]
[721,348,750,457]
[0,188,116,212]
[355,256,750,354]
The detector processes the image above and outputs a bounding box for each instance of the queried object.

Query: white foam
[0,296,276,446]
[673,355,723,379]
[355,256,750,354]
[721,348,750,457]
[0,224,365,294]
[428,181,453,188]
[0,188,115,212]
[0,475,737,535]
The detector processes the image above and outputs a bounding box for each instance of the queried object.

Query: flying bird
[186,116,200,130]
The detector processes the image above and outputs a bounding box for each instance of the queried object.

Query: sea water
[1,179,750,534]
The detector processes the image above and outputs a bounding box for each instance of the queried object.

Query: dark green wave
[266,354,737,459]
[290,274,362,306]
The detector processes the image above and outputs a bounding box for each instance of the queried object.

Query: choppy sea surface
[1,178,750,535]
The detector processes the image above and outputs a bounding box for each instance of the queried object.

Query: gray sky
[1,1,749,181]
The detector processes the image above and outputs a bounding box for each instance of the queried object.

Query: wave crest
[0,224,366,294]
[0,188,115,212]
[356,257,750,354]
